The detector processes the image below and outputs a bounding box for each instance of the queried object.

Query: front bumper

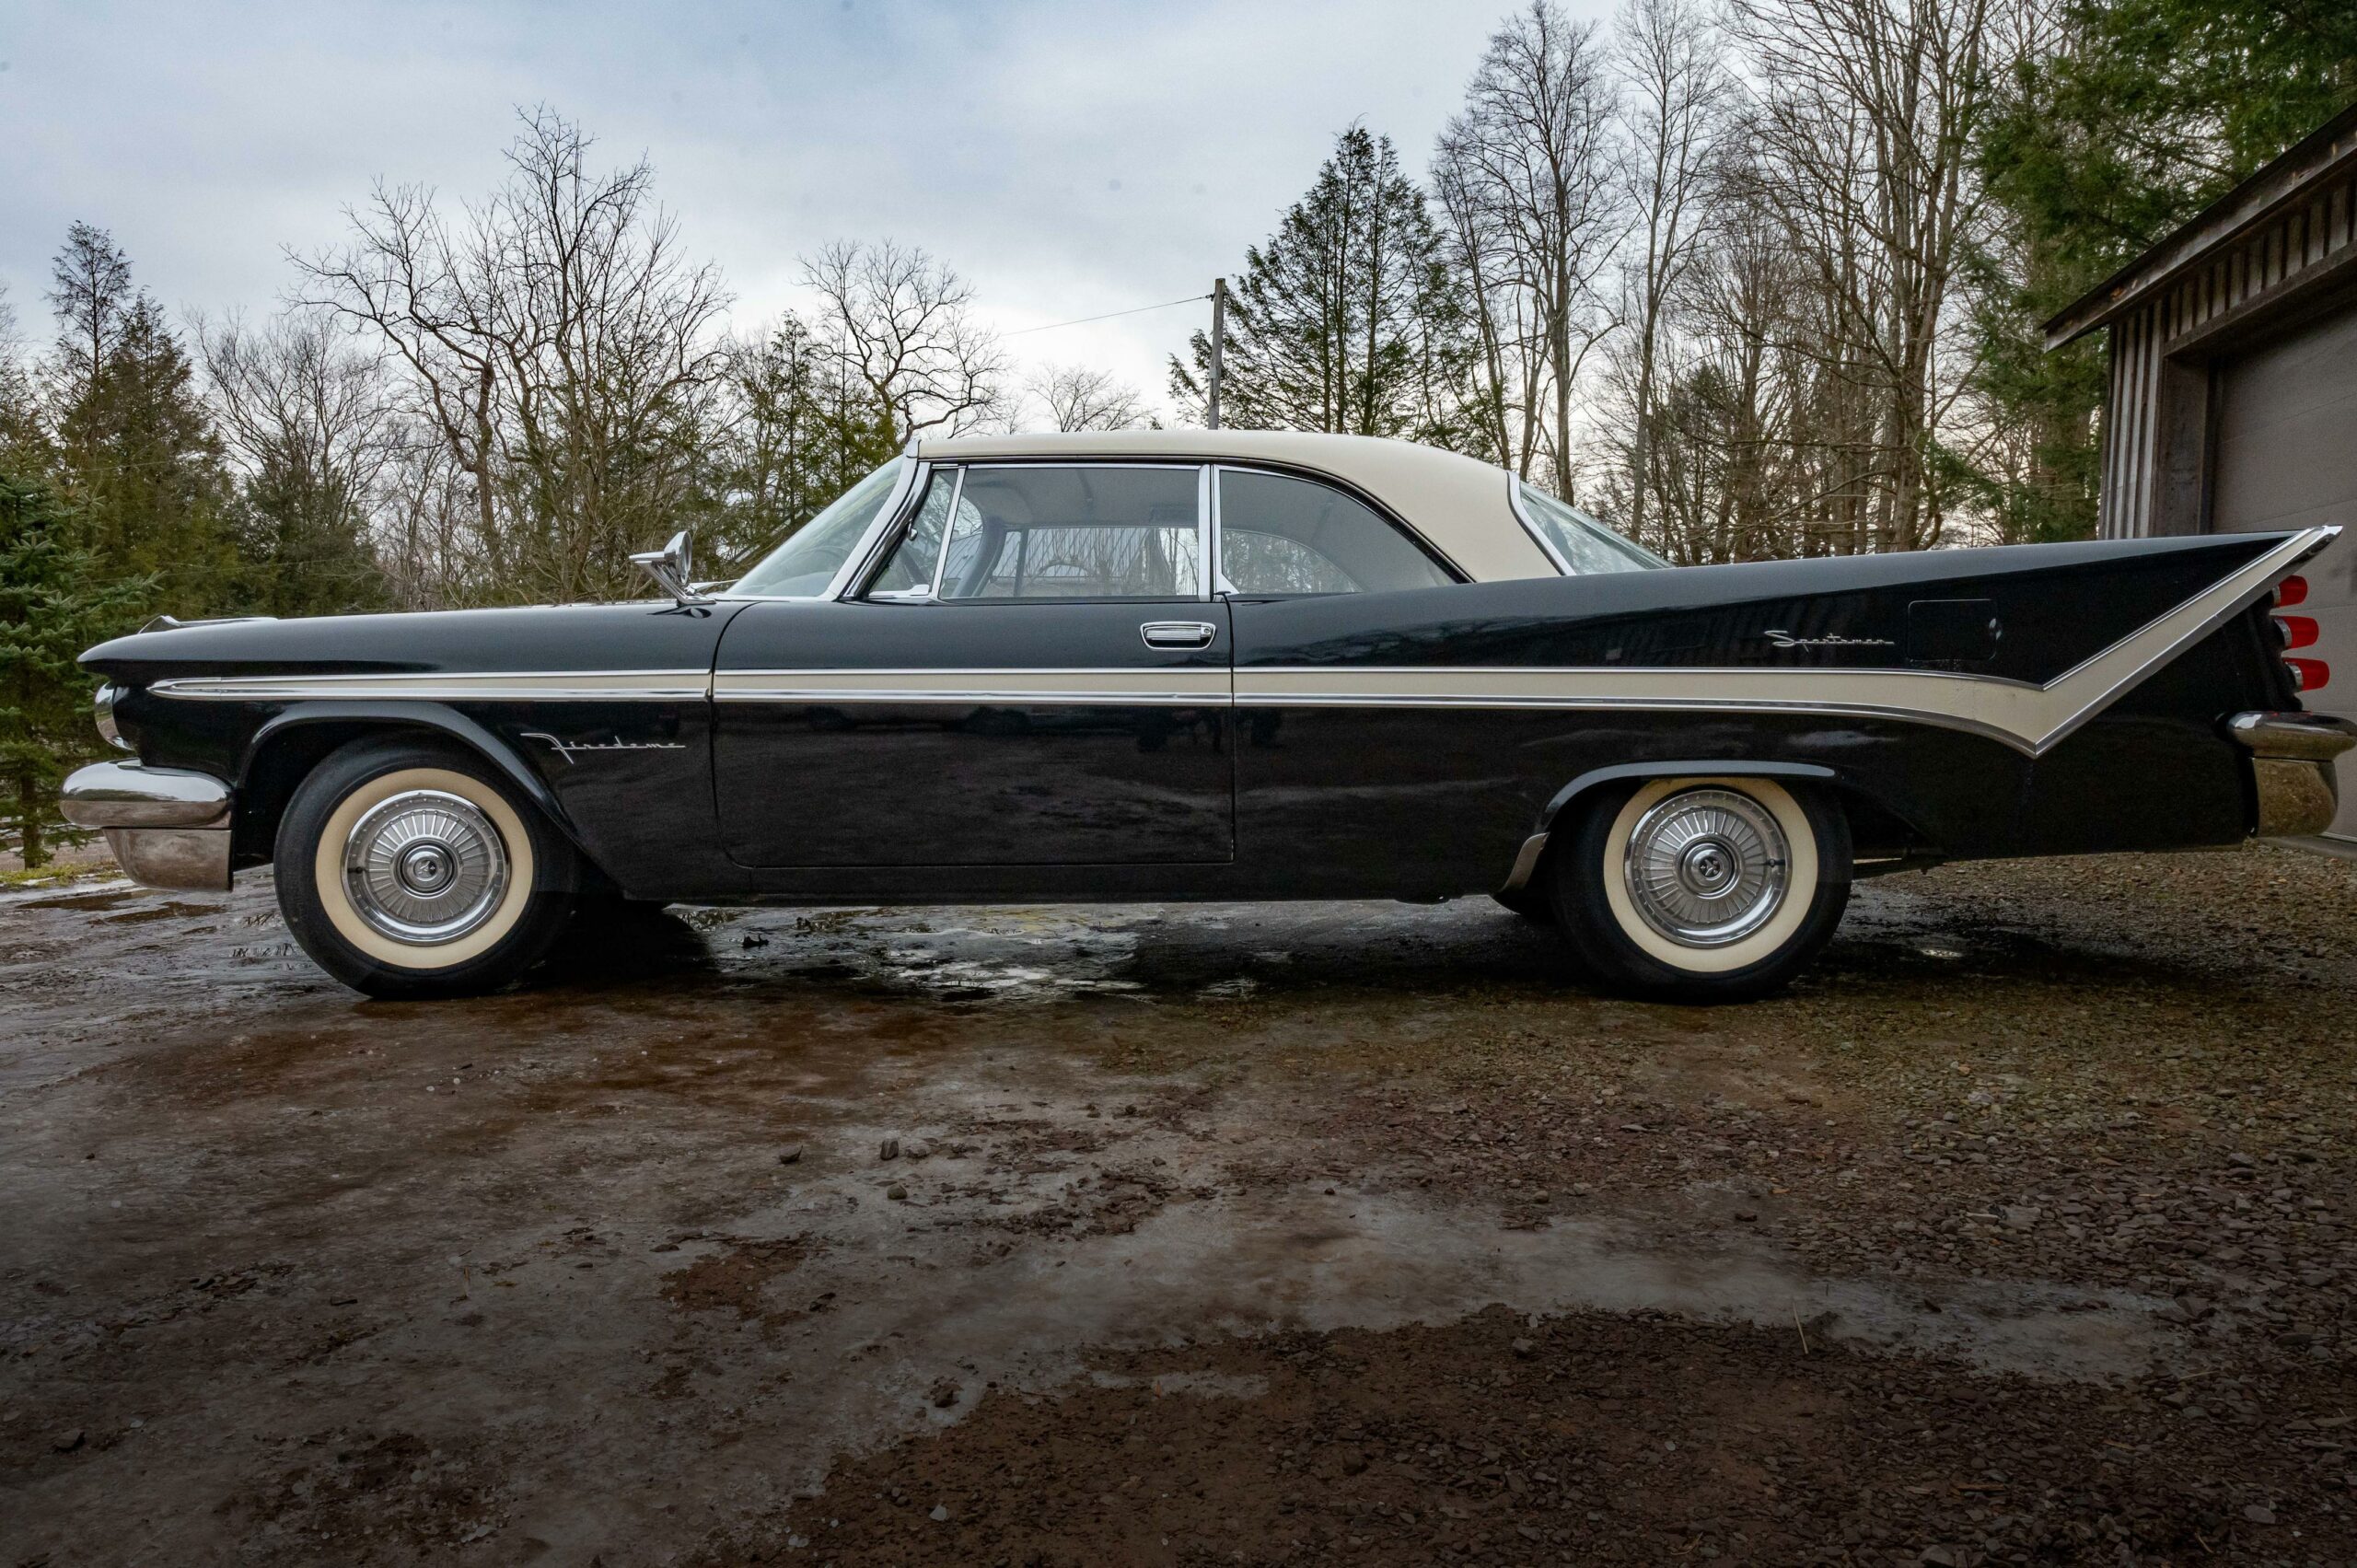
[2226,712,2357,838]
[59,761,235,891]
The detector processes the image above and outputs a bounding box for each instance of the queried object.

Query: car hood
[80,600,749,686]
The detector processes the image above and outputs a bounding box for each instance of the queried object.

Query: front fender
[244,703,572,826]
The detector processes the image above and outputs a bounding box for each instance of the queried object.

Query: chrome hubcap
[1623,788,1790,947]
[343,790,507,945]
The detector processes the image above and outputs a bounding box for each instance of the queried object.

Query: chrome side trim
[61,761,232,829]
[102,827,232,891]
[714,668,1231,706]
[150,670,712,703]
[1234,531,2335,756]
[1234,667,2035,749]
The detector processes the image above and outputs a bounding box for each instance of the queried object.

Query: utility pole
[1207,276,1227,430]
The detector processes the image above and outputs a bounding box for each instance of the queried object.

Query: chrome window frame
[845,460,1213,605]
[1508,475,1573,576]
[863,464,969,603]
[704,454,928,603]
[1203,464,1226,598]
[1507,477,1666,576]
[1212,462,1458,596]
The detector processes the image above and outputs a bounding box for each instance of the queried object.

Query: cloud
[0,0,1605,419]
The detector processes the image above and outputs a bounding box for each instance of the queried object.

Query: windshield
[1515,482,1666,575]
[730,459,907,597]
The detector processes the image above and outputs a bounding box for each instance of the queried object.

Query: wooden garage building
[2049,101,2357,848]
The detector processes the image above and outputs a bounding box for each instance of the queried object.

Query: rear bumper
[60,761,234,891]
[2226,712,2357,838]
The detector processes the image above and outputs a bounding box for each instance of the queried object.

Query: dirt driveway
[5,846,2356,1566]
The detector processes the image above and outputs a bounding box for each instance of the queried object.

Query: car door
[1213,465,1482,891]
[714,461,1235,866]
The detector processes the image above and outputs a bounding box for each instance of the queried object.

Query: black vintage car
[63,431,2354,1001]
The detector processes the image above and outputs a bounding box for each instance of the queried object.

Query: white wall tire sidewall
[310,766,538,971]
[1599,777,1819,976]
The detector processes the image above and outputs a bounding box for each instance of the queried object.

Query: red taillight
[2275,614,2320,649]
[2287,657,2330,692]
[2276,575,2310,607]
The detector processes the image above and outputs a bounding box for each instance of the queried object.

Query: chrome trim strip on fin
[1235,526,2337,757]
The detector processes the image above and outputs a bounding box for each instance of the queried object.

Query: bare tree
[375,432,488,610]
[196,309,401,613]
[1728,0,2010,552]
[1434,3,1626,493]
[1608,0,1729,548]
[293,107,733,602]
[1433,123,1533,470]
[1028,364,1152,432]
[799,240,1010,439]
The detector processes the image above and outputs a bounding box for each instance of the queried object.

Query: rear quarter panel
[1229,534,2295,895]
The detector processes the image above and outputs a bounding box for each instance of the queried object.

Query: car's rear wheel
[1550,776,1850,1002]
[274,737,581,999]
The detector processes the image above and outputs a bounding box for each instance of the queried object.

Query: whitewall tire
[1550,776,1850,1002]
[275,738,581,998]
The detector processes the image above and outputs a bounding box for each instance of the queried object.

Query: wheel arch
[231,704,582,869]
[1502,760,1931,896]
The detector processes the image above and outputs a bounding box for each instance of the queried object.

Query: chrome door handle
[1140,621,1217,649]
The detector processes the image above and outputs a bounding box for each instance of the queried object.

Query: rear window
[1515,482,1665,575]
[1217,469,1454,595]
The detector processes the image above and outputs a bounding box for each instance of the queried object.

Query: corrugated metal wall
[2099,171,2357,538]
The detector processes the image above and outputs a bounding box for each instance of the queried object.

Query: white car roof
[913,430,1561,584]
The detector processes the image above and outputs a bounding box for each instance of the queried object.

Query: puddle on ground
[16,888,140,912]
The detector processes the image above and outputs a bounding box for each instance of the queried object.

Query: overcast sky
[1,0,1612,423]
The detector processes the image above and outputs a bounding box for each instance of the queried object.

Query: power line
[1003,293,1211,338]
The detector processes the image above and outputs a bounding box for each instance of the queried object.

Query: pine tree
[44,224,236,613]
[0,474,149,867]
[1170,128,1475,445]
[1966,2,2357,541]
[702,316,898,575]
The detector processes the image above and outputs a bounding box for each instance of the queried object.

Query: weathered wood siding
[2100,170,2357,539]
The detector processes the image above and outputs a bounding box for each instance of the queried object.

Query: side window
[1216,469,1452,595]
[867,468,962,596]
[939,466,1202,600]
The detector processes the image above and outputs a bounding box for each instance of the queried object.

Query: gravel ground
[4,843,2355,1566]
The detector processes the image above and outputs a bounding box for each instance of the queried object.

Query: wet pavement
[5,847,2357,1564]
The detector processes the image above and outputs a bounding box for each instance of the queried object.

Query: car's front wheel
[1550,776,1850,1002]
[274,737,581,999]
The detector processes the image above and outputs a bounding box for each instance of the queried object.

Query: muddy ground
[4,845,2356,1566]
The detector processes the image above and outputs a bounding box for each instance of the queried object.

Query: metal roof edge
[2043,98,2357,350]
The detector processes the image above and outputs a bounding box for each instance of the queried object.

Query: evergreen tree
[702,316,898,575]
[1966,3,2357,541]
[43,224,236,612]
[0,474,148,867]
[1170,128,1474,445]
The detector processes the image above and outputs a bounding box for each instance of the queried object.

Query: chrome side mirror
[631,529,711,607]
